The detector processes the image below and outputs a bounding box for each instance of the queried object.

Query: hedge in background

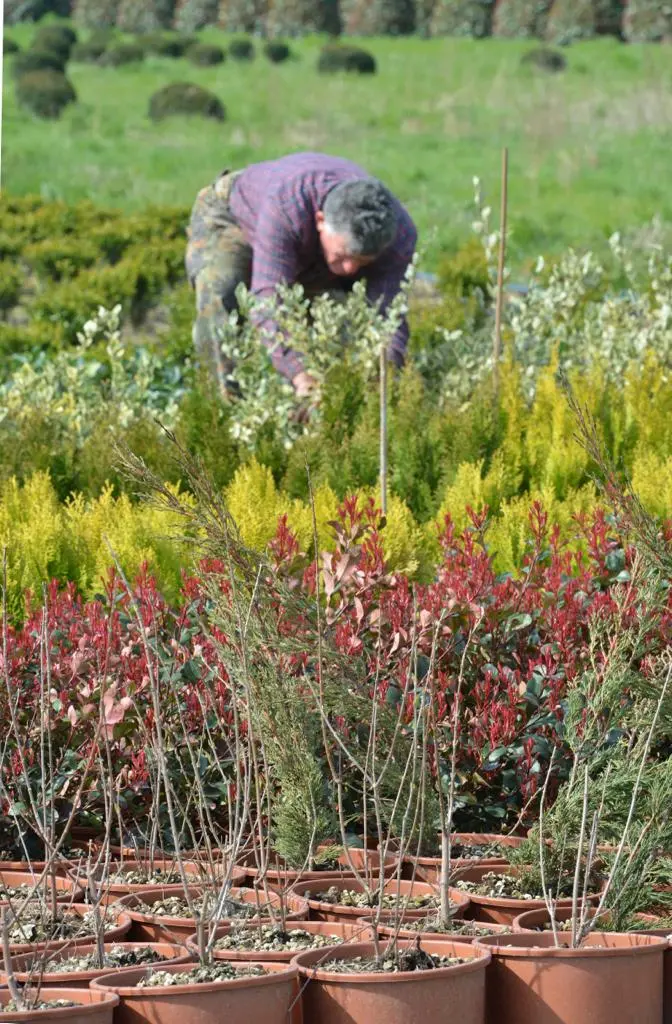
[116,0,177,32]
[72,0,120,27]
[545,0,623,43]
[266,0,341,35]
[492,0,553,36]
[173,0,220,30]
[341,0,415,34]
[430,0,495,36]
[217,0,267,33]
[623,0,672,41]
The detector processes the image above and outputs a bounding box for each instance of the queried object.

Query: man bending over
[185,150,417,398]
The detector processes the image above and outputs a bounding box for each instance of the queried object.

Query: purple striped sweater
[228,152,418,381]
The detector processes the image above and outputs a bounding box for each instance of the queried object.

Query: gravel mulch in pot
[136,962,266,986]
[320,946,467,974]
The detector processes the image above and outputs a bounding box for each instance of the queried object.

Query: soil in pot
[196,919,376,961]
[293,937,490,1024]
[475,930,666,1024]
[91,958,299,1024]
[1,941,192,988]
[452,864,602,924]
[0,871,83,904]
[4,901,131,953]
[292,877,469,923]
[512,905,664,933]
[80,860,247,903]
[0,986,119,1023]
[119,885,308,941]
[375,914,513,943]
[317,843,398,877]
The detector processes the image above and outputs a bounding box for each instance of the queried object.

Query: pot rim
[474,930,669,958]
[292,938,491,982]
[184,919,376,960]
[117,885,307,928]
[288,877,468,918]
[0,987,119,1019]
[90,958,298,995]
[1,941,192,983]
[3,904,132,955]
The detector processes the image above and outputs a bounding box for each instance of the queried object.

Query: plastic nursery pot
[404,851,509,885]
[0,941,193,989]
[186,918,377,962]
[474,930,667,1024]
[316,843,400,878]
[0,870,84,905]
[632,928,672,1024]
[241,849,358,887]
[6,903,132,956]
[449,863,600,925]
[455,832,525,850]
[289,876,470,923]
[74,860,248,905]
[0,987,119,1023]
[118,885,309,941]
[91,958,300,1024]
[0,859,72,877]
[293,937,490,1024]
[373,913,514,944]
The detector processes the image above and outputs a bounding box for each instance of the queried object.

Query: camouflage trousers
[185,168,349,396]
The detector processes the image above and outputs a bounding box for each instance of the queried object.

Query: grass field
[3,25,672,270]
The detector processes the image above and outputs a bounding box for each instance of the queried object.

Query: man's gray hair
[322,178,398,257]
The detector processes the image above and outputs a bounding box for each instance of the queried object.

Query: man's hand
[292,371,318,399]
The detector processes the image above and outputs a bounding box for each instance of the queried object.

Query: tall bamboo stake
[493,147,509,399]
[380,346,388,516]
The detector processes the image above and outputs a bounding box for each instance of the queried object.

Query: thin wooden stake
[380,346,388,516]
[493,147,509,399]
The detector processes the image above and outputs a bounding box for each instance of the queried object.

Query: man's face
[316,211,376,277]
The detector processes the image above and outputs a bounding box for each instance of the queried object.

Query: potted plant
[293,936,491,1024]
[470,425,672,1024]
[81,548,305,1024]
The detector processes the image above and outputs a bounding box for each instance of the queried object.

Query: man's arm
[363,213,418,368]
[248,189,308,383]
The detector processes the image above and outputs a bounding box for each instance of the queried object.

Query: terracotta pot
[0,940,192,988]
[475,930,667,1024]
[404,852,509,885]
[0,859,72,877]
[0,987,118,1023]
[241,847,360,887]
[0,870,84,905]
[118,885,309,941]
[512,905,662,933]
[70,826,104,842]
[633,927,672,1024]
[450,863,600,925]
[6,903,132,955]
[91,959,300,1024]
[455,832,524,850]
[186,918,376,962]
[317,843,399,878]
[71,859,248,904]
[293,937,490,1024]
[373,914,514,943]
[289,876,470,923]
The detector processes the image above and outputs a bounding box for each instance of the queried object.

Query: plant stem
[379,345,387,516]
[493,145,508,399]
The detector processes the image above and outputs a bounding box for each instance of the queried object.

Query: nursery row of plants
[0,191,671,611]
[0,425,671,1022]
[4,22,297,121]
[7,0,671,44]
